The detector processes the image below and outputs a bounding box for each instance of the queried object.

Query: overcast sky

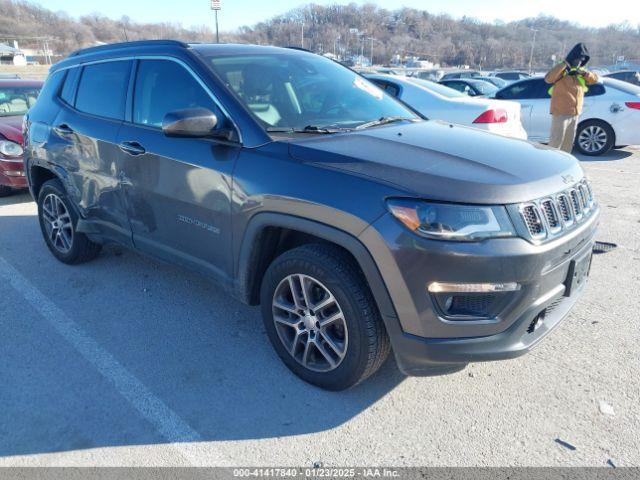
[43,0,640,31]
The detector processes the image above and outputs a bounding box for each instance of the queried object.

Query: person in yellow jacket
[544,43,599,153]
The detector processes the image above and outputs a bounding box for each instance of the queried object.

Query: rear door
[116,58,241,281]
[51,60,133,245]
[526,79,553,141]
[496,79,548,138]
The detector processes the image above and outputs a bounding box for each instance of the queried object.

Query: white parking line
[0,255,207,464]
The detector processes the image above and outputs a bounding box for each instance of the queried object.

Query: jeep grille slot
[557,194,573,224]
[570,189,583,219]
[541,199,560,231]
[521,204,546,238]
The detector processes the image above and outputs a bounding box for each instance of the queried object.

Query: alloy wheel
[578,125,607,153]
[272,274,348,372]
[41,193,74,254]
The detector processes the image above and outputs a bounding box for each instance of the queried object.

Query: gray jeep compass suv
[24,41,599,390]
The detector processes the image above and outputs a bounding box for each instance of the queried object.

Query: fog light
[4,170,25,177]
[428,282,521,293]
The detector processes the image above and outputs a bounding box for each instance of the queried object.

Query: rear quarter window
[60,67,80,105]
[75,61,132,120]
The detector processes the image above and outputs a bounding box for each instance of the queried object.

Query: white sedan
[494,77,640,155]
[366,74,528,140]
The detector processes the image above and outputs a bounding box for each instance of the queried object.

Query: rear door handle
[119,141,146,156]
[54,123,74,135]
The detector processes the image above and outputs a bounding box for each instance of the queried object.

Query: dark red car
[0,79,43,196]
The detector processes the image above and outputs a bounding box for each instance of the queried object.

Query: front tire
[37,179,102,264]
[575,120,614,156]
[260,244,390,390]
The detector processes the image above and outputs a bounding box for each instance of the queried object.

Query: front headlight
[0,140,24,158]
[387,199,515,241]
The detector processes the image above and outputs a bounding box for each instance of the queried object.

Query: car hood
[288,120,584,204]
[0,115,24,144]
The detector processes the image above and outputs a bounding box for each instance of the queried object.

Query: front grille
[518,179,596,241]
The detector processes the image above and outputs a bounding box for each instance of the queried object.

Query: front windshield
[204,52,418,131]
[0,86,40,116]
[471,80,499,96]
[408,78,466,98]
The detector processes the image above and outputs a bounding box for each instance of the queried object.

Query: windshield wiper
[266,125,350,134]
[354,116,415,130]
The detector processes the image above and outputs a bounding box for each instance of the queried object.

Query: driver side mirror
[162,108,235,141]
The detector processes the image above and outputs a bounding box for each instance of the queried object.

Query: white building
[0,43,27,66]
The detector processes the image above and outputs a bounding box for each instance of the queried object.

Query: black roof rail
[285,46,314,53]
[69,39,189,57]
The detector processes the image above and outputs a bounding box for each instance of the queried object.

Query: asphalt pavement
[0,147,639,467]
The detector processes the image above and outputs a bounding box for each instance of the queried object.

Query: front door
[117,59,240,281]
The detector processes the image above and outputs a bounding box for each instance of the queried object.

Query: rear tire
[260,243,390,390]
[37,179,102,264]
[575,120,614,156]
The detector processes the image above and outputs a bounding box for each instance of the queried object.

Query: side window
[585,84,605,97]
[372,80,400,98]
[75,61,132,120]
[60,67,80,105]
[444,81,464,93]
[133,60,220,128]
[496,81,538,100]
[532,80,552,99]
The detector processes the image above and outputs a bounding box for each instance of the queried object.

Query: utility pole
[369,37,375,66]
[211,0,221,43]
[301,22,304,49]
[528,28,538,74]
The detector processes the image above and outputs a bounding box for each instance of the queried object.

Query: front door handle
[54,123,74,135]
[119,141,146,156]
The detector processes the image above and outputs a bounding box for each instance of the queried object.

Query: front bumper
[359,206,599,375]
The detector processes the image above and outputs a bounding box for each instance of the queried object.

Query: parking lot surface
[0,147,639,467]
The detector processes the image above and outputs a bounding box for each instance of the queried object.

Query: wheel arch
[235,212,397,322]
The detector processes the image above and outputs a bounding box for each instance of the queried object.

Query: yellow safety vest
[548,68,589,96]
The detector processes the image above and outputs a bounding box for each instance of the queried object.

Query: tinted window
[442,81,470,94]
[585,83,606,97]
[496,79,545,99]
[133,60,220,128]
[371,80,400,98]
[60,67,80,105]
[75,61,131,120]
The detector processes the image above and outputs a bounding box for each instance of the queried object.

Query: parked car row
[0,78,43,196]
[366,74,527,139]
[23,41,600,390]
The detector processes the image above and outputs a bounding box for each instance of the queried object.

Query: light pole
[528,28,538,74]
[368,37,375,66]
[301,22,304,49]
